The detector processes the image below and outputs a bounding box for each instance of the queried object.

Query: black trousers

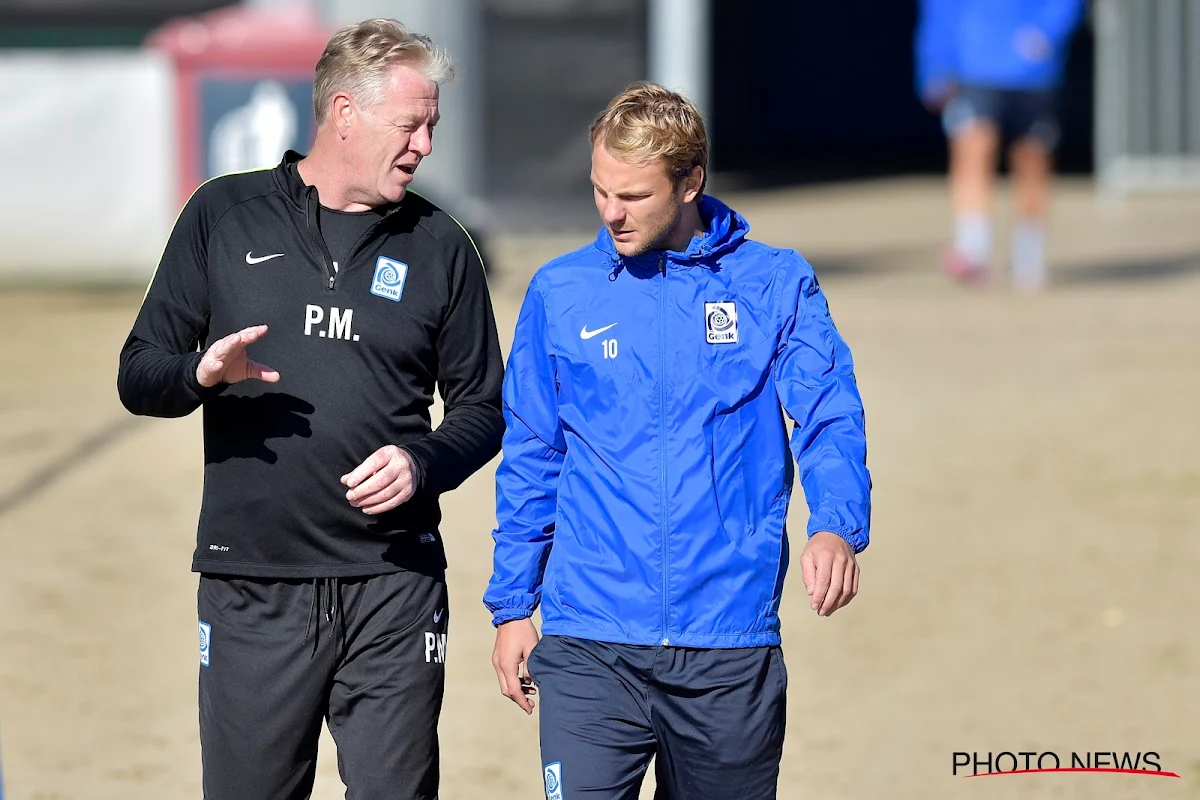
[528,635,788,800]
[197,570,448,799]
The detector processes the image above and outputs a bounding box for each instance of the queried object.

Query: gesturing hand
[800,532,860,617]
[196,325,279,388]
[341,445,417,515]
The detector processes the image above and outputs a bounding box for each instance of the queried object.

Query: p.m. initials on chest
[301,256,409,344]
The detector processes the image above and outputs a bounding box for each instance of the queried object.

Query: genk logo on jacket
[705,301,738,344]
[371,256,408,302]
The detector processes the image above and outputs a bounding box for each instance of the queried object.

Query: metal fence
[1095,0,1200,197]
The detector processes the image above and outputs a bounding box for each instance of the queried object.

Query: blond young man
[486,83,873,799]
[118,19,503,799]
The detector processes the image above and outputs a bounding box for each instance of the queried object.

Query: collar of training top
[273,150,317,211]
[272,150,407,219]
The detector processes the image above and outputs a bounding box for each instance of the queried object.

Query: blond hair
[313,18,454,124]
[589,81,709,192]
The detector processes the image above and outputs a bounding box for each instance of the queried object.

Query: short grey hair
[312,18,455,124]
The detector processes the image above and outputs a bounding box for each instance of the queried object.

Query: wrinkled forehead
[375,65,440,111]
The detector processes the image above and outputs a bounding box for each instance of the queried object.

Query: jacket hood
[594,194,751,269]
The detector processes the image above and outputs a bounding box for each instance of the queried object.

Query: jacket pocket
[710,409,751,541]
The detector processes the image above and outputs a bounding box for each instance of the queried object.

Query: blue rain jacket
[484,196,871,647]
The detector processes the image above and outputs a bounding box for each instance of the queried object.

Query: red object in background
[146,3,331,208]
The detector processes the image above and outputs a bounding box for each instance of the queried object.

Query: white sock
[1011,220,1047,289]
[954,214,992,266]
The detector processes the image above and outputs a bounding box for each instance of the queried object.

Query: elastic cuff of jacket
[398,446,428,492]
[809,527,867,554]
[491,608,534,627]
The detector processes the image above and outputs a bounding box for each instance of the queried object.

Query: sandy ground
[1,177,1199,799]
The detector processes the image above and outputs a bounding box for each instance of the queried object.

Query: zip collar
[274,150,317,211]
[272,150,407,222]
[596,194,751,276]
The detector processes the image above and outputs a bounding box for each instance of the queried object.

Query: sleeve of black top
[117,186,221,418]
[400,235,505,494]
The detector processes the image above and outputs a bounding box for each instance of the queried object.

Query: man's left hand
[800,532,860,617]
[341,445,417,514]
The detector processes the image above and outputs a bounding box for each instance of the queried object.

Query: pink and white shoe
[940,247,992,287]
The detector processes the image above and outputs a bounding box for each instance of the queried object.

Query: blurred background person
[916,0,1086,291]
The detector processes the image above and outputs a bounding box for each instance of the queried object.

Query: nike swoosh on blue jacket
[484,196,871,648]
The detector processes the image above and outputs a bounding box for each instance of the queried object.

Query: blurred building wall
[0,0,238,46]
[0,50,175,282]
[479,0,646,229]
[322,0,486,222]
[1095,0,1200,197]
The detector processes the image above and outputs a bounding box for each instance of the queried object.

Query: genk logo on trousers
[544,762,563,800]
[199,620,212,667]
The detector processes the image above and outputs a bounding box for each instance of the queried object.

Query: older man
[118,18,502,799]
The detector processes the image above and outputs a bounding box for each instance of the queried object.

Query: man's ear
[331,92,354,139]
[681,166,704,203]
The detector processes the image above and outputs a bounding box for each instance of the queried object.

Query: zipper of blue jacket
[658,252,670,645]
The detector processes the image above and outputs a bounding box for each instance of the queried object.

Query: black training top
[118,150,505,578]
[319,202,388,273]
[300,160,393,271]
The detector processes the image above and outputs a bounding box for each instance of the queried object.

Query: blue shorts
[528,635,787,799]
[942,85,1061,151]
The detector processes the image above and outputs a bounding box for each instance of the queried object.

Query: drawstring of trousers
[303,577,344,658]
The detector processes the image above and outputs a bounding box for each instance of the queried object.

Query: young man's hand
[492,617,540,715]
[801,532,860,617]
[921,80,957,113]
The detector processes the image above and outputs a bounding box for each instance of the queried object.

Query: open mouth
[395,164,417,176]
